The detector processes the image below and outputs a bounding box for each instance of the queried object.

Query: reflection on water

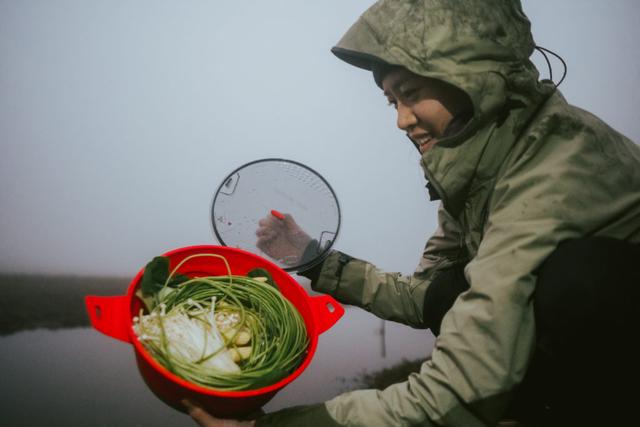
[0,309,434,427]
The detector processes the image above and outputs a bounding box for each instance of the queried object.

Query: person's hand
[183,399,256,427]
[255,212,312,265]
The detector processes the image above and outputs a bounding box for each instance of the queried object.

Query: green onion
[133,253,309,391]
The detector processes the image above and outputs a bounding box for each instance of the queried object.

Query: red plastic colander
[85,245,344,417]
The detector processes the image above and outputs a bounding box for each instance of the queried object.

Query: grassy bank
[0,273,129,335]
[356,358,425,389]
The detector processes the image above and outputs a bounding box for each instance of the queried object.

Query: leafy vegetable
[246,267,278,291]
[140,256,190,295]
[137,256,190,311]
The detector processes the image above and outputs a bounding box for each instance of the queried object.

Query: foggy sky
[1,0,639,276]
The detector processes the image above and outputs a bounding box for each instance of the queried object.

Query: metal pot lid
[211,158,340,272]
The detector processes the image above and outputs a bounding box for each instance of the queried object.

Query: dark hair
[371,61,399,88]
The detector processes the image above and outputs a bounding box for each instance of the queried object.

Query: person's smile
[408,131,437,154]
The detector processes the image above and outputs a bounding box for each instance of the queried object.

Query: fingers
[182,399,257,427]
[256,213,285,240]
[256,216,283,241]
[255,211,310,261]
[255,237,270,254]
[258,212,305,237]
[259,212,296,229]
[258,215,280,228]
[255,227,276,239]
[255,228,277,256]
[281,213,299,229]
[183,399,220,427]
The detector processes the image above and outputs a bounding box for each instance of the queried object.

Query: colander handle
[85,295,132,343]
[310,294,345,334]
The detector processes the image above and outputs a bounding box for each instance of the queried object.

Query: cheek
[415,101,454,135]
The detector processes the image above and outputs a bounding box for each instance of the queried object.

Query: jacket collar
[421,85,555,218]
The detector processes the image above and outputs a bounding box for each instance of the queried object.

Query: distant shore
[0,273,129,335]
[0,273,336,335]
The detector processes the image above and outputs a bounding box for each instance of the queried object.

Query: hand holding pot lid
[255,210,314,267]
[211,159,341,272]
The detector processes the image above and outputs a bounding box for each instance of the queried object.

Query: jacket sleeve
[257,198,560,426]
[310,203,466,329]
[315,207,560,427]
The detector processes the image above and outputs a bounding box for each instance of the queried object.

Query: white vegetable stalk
[134,298,240,373]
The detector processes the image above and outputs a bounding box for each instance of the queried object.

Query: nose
[396,102,417,132]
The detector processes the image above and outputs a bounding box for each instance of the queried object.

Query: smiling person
[190,1,640,426]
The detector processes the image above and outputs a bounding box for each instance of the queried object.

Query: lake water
[0,308,435,427]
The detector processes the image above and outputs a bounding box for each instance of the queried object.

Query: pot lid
[211,158,340,272]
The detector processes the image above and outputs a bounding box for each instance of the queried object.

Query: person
[187,0,640,425]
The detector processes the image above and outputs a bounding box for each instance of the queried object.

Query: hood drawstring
[535,45,568,88]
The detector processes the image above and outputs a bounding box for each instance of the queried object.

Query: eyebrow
[383,76,415,97]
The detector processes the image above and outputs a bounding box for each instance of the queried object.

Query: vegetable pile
[132,253,309,391]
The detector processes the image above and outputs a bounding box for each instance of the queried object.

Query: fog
[1,0,639,276]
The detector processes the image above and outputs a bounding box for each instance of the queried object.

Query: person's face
[382,68,470,154]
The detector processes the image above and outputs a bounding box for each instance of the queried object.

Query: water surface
[1,308,434,427]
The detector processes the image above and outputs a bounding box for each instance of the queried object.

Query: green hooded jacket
[257,1,640,425]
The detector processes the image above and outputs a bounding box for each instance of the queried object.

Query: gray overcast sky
[1,0,639,276]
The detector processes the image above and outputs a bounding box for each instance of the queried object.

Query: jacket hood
[332,0,555,216]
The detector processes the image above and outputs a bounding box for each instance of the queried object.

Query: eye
[400,87,419,101]
[387,99,397,109]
